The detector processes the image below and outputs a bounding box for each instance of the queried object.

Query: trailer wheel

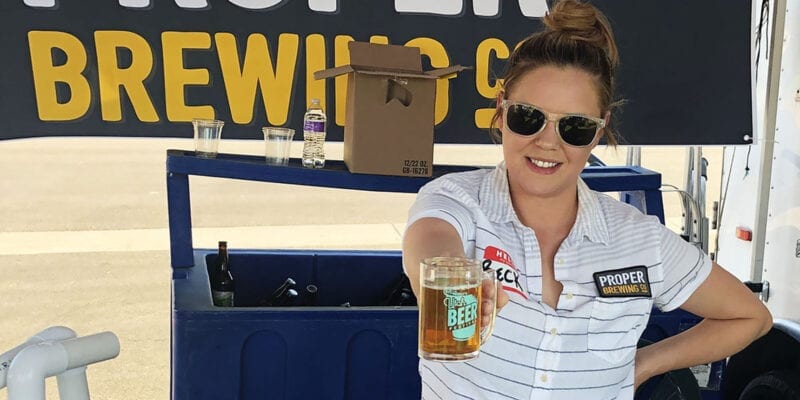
[635,367,701,400]
[739,370,800,400]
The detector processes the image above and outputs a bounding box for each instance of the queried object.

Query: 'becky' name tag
[593,266,652,298]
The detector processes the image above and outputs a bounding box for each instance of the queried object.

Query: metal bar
[750,0,787,284]
[164,151,665,269]
[644,190,666,225]
[682,147,695,241]
[167,170,194,269]
[625,146,641,166]
[698,155,709,253]
[690,147,708,252]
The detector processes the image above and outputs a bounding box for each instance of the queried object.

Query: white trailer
[704,0,800,398]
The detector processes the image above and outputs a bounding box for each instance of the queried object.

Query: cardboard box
[314,42,465,177]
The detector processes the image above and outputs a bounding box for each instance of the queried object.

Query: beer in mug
[418,257,496,362]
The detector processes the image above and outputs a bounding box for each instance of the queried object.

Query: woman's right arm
[402,217,466,298]
[403,216,509,323]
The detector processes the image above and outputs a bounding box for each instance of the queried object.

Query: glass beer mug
[418,257,497,362]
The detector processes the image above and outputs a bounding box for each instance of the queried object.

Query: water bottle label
[303,120,324,132]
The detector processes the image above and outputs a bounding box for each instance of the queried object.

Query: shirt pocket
[587,297,652,364]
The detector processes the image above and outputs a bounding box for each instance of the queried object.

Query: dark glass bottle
[379,275,417,306]
[304,284,318,306]
[274,288,299,306]
[211,241,235,307]
[259,278,296,306]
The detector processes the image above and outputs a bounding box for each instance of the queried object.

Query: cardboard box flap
[314,42,469,81]
[315,64,432,80]
[427,65,470,78]
[348,41,422,72]
[314,65,355,80]
[316,64,468,80]
[355,69,435,79]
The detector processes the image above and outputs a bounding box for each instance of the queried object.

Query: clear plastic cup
[192,119,224,158]
[262,127,295,166]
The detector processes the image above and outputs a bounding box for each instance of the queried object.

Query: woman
[402,1,772,399]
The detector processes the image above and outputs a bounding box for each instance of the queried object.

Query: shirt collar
[480,162,610,245]
[570,178,611,246]
[480,162,517,223]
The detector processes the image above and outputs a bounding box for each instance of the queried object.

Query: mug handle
[480,269,498,344]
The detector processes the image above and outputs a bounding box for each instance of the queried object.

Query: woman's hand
[480,279,510,329]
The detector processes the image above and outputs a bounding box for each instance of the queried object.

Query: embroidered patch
[593,266,652,298]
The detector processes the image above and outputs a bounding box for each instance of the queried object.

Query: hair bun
[543,0,618,66]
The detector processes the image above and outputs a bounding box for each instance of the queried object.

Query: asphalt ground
[0,137,720,399]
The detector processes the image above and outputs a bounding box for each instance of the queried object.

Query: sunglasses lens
[558,116,599,146]
[507,104,546,136]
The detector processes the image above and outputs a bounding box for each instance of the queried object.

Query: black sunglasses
[501,100,606,147]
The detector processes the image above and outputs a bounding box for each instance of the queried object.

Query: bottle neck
[218,249,229,271]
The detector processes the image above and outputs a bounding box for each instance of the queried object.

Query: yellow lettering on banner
[405,37,450,125]
[474,38,509,129]
[216,33,299,125]
[94,31,159,122]
[162,32,213,121]
[306,34,326,111]
[369,35,389,45]
[333,35,354,126]
[28,31,91,121]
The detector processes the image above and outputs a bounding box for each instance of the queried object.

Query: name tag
[593,266,652,298]
[482,245,528,300]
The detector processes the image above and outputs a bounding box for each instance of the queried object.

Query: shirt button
[540,374,549,383]
[556,258,564,265]
[550,328,558,335]
[565,293,574,300]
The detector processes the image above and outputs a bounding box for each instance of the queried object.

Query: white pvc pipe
[0,326,77,389]
[7,332,120,400]
[57,367,90,400]
[60,332,120,370]
[6,342,69,399]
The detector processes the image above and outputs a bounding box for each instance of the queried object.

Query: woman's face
[498,65,604,202]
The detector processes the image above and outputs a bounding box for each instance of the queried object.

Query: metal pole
[750,0,786,284]
[682,147,695,242]
[626,146,641,166]
[692,148,708,252]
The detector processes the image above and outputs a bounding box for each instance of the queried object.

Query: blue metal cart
[166,150,719,400]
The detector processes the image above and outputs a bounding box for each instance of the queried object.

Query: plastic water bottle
[302,98,326,168]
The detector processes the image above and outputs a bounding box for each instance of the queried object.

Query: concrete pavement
[0,137,720,399]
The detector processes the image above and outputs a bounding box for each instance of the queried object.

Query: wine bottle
[211,241,235,307]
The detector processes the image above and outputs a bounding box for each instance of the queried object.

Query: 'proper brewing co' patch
[593,266,652,298]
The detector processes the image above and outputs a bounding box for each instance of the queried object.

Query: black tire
[739,370,800,400]
[636,338,702,400]
[636,368,702,400]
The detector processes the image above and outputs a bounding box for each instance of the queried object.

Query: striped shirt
[404,163,712,400]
